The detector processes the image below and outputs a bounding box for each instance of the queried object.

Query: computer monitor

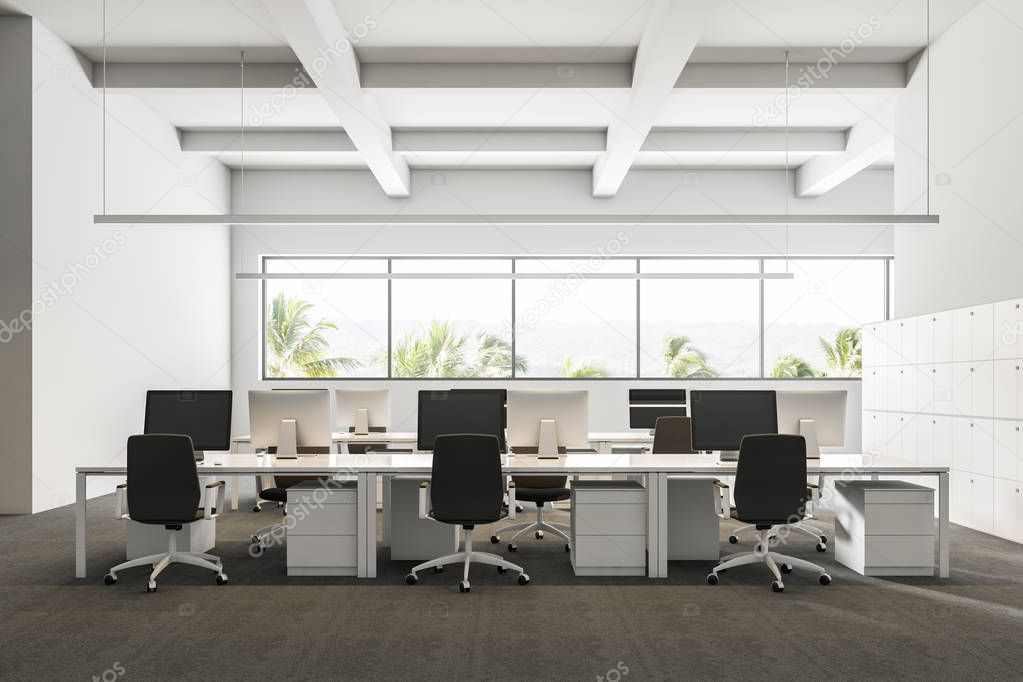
[335,388,390,434]
[776,390,847,456]
[629,388,686,431]
[506,390,589,457]
[689,390,778,460]
[451,388,507,429]
[249,389,332,457]
[144,390,233,459]
[417,390,506,452]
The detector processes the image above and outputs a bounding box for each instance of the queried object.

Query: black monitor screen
[689,390,777,451]
[417,390,506,452]
[629,389,686,429]
[144,390,233,452]
[451,388,507,429]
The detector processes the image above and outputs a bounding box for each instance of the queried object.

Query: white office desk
[75,452,949,580]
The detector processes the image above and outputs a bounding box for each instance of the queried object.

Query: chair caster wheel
[535,530,544,540]
[517,574,530,585]
[497,566,508,574]
[216,574,228,585]
[405,574,418,585]
[706,573,719,585]
[780,563,793,574]
[434,566,444,573]
[250,543,264,557]
[459,580,471,593]
[252,505,261,513]
[819,574,832,586]
[490,535,500,544]
[146,584,157,593]
[564,544,571,553]
[103,574,116,585]
[771,581,784,593]
[819,535,828,544]
[816,543,827,552]
[508,543,518,552]
[515,504,523,513]
[250,534,260,544]
[728,535,738,544]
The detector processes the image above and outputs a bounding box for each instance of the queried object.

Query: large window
[261,256,888,379]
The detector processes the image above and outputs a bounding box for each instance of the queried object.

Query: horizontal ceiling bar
[94,214,939,226]
[236,272,795,280]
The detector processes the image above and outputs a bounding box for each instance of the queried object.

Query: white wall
[894,1,1023,317]
[29,21,232,512]
[229,167,882,450]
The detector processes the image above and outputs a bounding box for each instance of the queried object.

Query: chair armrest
[507,481,517,519]
[418,481,430,520]
[114,483,129,519]
[204,481,226,520]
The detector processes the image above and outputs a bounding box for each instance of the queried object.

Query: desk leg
[75,472,87,578]
[229,439,239,511]
[938,471,950,578]
[358,472,378,578]
[647,473,668,578]
[381,475,391,547]
[598,440,612,455]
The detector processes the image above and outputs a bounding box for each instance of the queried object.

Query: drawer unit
[834,480,935,576]
[286,480,359,576]
[570,480,646,576]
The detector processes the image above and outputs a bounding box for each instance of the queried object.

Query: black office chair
[706,434,831,592]
[104,434,228,592]
[651,416,730,517]
[250,446,331,555]
[489,473,572,553]
[406,434,529,592]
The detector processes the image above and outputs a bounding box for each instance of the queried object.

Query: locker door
[993,359,1019,419]
[952,418,972,472]
[952,364,973,416]
[972,360,994,417]
[901,317,918,365]
[933,311,953,362]
[971,418,995,477]
[971,474,994,535]
[953,308,973,362]
[993,420,1019,481]
[972,305,995,361]
[933,363,954,415]
[933,416,953,467]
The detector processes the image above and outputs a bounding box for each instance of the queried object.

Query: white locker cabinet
[886,366,903,413]
[884,413,904,458]
[915,364,934,413]
[917,315,935,364]
[993,360,1023,420]
[993,479,1023,543]
[916,418,934,466]
[901,318,919,365]
[876,322,890,366]
[972,361,994,417]
[286,480,359,576]
[888,321,903,365]
[953,308,973,362]
[952,417,972,472]
[971,419,995,477]
[862,324,879,367]
[933,312,953,363]
[994,299,1023,360]
[932,363,954,414]
[933,416,954,468]
[993,421,1021,482]
[862,412,882,456]
[972,474,995,535]
[951,470,971,526]
[834,480,936,576]
[972,305,995,361]
[862,367,877,410]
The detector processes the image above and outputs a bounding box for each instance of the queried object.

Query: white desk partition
[862,296,1023,545]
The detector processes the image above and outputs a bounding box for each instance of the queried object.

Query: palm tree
[391,320,471,378]
[770,353,820,378]
[819,327,862,376]
[265,291,360,377]
[473,331,527,377]
[561,355,608,378]
[661,334,717,378]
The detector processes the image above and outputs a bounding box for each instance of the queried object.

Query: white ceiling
[2,0,976,189]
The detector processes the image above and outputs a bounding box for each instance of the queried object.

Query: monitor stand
[719,450,740,462]
[799,418,821,459]
[537,418,561,459]
[276,418,299,459]
[354,407,370,436]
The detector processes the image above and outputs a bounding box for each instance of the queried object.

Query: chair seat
[134,508,213,527]
[259,487,288,503]
[730,508,794,527]
[515,487,571,504]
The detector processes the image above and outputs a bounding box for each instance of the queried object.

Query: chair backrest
[127,434,201,524]
[652,416,695,454]
[733,434,808,524]
[430,434,505,525]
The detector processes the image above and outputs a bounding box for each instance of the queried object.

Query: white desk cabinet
[286,480,359,576]
[835,480,935,576]
[570,480,647,576]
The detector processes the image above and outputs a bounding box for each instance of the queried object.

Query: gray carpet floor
[2,495,1023,680]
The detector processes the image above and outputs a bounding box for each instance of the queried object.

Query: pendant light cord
[784,50,790,272]
[240,50,245,214]
[101,0,106,215]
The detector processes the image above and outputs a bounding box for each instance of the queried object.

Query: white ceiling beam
[92,61,907,90]
[796,99,895,197]
[592,0,710,197]
[259,0,410,196]
[179,127,845,155]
